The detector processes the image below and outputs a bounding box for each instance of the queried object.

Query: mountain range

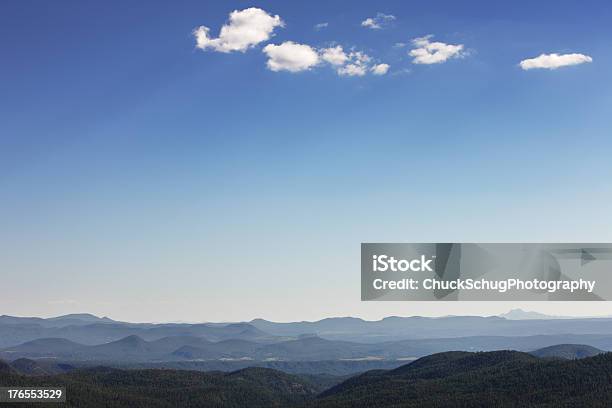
[248,314,612,342]
[4,332,612,365]
[6,312,612,347]
[3,312,612,406]
[4,312,612,371]
[0,314,277,347]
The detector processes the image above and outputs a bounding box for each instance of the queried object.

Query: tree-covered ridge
[530,343,604,359]
[314,351,612,407]
[2,351,612,407]
[0,365,323,408]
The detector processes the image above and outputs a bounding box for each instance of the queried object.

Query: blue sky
[1,0,612,322]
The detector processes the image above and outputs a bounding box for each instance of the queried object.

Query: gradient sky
[1,0,612,322]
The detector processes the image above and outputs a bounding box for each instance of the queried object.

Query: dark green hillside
[9,358,51,376]
[317,350,537,401]
[0,363,320,408]
[314,351,612,407]
[3,351,612,407]
[530,343,604,359]
[0,359,16,374]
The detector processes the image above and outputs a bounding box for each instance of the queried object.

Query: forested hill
[0,365,325,408]
[2,351,612,407]
[314,351,612,407]
[530,343,605,359]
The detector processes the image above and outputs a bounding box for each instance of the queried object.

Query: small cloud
[519,53,593,70]
[361,18,378,29]
[194,7,284,53]
[393,42,407,48]
[321,45,349,66]
[371,63,390,75]
[361,12,396,30]
[337,64,367,76]
[262,41,320,72]
[324,49,388,77]
[264,42,388,78]
[336,51,372,76]
[409,35,465,64]
[314,22,329,31]
[337,63,367,77]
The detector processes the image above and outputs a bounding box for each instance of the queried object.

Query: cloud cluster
[409,35,465,64]
[263,43,389,76]
[371,63,390,75]
[193,8,595,77]
[361,13,396,30]
[194,8,389,77]
[336,51,371,76]
[519,53,593,70]
[321,45,349,66]
[320,46,389,76]
[194,7,284,53]
[322,47,374,76]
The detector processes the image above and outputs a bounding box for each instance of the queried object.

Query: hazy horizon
[3,304,612,324]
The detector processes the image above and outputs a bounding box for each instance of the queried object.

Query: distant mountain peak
[114,335,146,345]
[57,313,99,318]
[21,337,81,347]
[500,309,557,320]
[48,313,114,322]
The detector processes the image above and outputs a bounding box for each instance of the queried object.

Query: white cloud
[194,7,284,53]
[262,41,320,72]
[361,18,378,29]
[371,63,390,75]
[336,51,372,76]
[361,13,396,29]
[519,53,593,70]
[192,8,391,79]
[350,51,372,64]
[409,35,465,64]
[263,42,388,78]
[393,42,407,48]
[337,64,367,77]
[321,45,348,66]
[321,49,388,77]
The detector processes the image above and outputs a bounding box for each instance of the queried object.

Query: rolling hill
[9,358,75,376]
[3,351,612,407]
[0,363,323,407]
[0,318,277,348]
[530,344,605,359]
[315,350,612,407]
[3,333,612,364]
